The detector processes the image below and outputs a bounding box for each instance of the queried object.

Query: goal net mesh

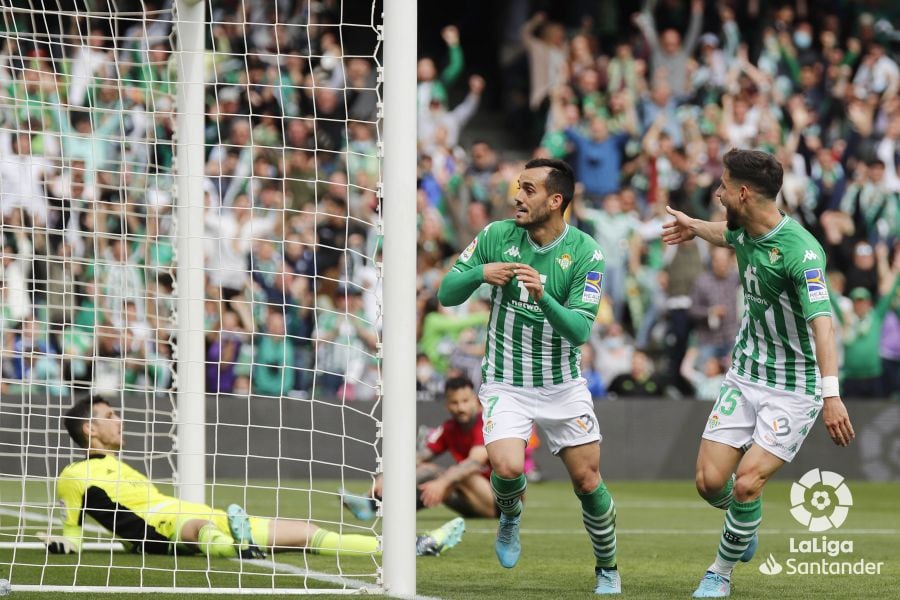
[0,0,384,592]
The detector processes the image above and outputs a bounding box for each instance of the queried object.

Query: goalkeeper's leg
[179,518,239,558]
[266,518,465,557]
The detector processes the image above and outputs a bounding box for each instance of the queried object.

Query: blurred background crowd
[0,0,898,402]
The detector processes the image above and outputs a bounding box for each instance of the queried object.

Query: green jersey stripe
[511,318,524,387]
[540,324,556,385]
[557,337,576,383]
[806,320,820,395]
[569,344,580,380]
[521,323,534,387]
[531,320,544,387]
[753,314,771,386]
[767,299,795,391]
[747,318,761,383]
[758,308,780,389]
[500,308,516,382]
[733,310,750,376]
[780,290,807,393]
[490,297,509,381]
[785,285,819,395]
[551,332,564,385]
[483,288,502,382]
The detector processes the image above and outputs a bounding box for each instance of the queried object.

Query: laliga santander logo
[789,468,853,532]
[759,469,882,576]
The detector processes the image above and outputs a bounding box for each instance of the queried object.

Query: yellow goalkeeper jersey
[56,454,219,554]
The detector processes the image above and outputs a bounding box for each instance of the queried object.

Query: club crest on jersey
[557,253,572,270]
[504,245,520,258]
[460,238,477,262]
[769,248,782,264]
[804,268,829,302]
[582,271,603,304]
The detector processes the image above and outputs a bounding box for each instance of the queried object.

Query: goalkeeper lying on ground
[42,396,465,559]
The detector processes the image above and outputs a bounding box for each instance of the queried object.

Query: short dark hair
[444,375,474,395]
[524,158,576,213]
[64,396,109,448]
[722,149,783,200]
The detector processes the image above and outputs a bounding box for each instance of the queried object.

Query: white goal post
[0,0,416,595]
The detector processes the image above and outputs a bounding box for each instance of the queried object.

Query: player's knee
[733,472,766,502]
[570,470,600,495]
[695,468,726,499]
[490,461,523,479]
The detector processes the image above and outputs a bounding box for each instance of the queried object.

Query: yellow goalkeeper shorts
[148,499,270,550]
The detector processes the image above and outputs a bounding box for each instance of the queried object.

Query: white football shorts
[479,379,601,455]
[702,369,822,462]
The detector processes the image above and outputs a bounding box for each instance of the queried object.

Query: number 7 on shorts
[485,396,499,418]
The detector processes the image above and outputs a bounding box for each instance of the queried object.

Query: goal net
[0,0,389,593]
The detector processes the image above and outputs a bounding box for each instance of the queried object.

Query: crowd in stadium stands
[0,1,897,402]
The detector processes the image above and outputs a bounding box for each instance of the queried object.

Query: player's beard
[725,205,741,230]
[516,203,551,229]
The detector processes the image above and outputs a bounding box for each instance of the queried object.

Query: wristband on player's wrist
[821,376,839,399]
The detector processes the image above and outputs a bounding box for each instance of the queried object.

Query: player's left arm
[514,259,598,346]
[788,245,855,446]
[809,316,855,447]
[418,446,489,508]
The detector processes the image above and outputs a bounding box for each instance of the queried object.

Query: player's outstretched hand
[39,533,76,554]
[822,397,855,447]
[662,206,696,245]
[513,263,544,302]
[483,262,517,286]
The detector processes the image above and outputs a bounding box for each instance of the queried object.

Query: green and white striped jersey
[724,214,831,395]
[449,219,605,387]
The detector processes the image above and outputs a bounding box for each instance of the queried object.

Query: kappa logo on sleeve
[460,238,477,262]
[582,271,603,304]
[804,268,829,302]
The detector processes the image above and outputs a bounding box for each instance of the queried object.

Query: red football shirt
[426,413,490,477]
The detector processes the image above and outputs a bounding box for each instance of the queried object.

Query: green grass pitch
[1,479,897,598]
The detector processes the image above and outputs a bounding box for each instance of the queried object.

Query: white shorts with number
[702,369,822,463]
[479,379,601,455]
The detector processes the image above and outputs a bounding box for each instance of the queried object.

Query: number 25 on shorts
[712,386,740,416]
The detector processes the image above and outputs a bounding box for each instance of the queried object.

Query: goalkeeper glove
[39,533,76,554]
